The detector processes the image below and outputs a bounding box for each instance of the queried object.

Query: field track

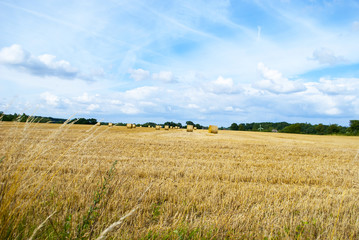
[1,122,359,239]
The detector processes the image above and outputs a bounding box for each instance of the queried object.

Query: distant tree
[143,122,156,127]
[75,118,98,125]
[238,124,245,131]
[349,120,359,135]
[315,123,326,135]
[194,123,202,129]
[186,121,195,126]
[282,123,301,134]
[230,123,239,130]
[327,124,340,134]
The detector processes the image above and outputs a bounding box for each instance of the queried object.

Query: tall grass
[0,119,151,239]
[1,118,359,239]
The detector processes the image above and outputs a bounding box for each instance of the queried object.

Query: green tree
[282,123,301,134]
[315,123,326,135]
[230,123,239,130]
[238,124,245,131]
[327,124,340,134]
[349,120,359,135]
[186,121,194,126]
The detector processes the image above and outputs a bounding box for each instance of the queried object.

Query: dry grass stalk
[28,211,56,240]
[96,183,153,240]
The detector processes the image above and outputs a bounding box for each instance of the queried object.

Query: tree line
[229,121,359,135]
[1,112,358,135]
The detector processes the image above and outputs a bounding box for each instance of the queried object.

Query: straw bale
[208,125,218,134]
[187,125,193,132]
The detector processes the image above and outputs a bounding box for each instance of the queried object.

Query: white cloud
[152,71,175,82]
[188,103,200,109]
[40,92,59,106]
[310,48,345,65]
[315,77,359,95]
[120,103,140,114]
[207,76,237,94]
[38,54,77,73]
[76,92,92,103]
[128,68,150,81]
[87,104,99,111]
[0,44,29,64]
[123,86,159,100]
[0,44,84,80]
[224,106,233,111]
[254,62,306,94]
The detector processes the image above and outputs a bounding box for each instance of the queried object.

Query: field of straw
[1,120,359,239]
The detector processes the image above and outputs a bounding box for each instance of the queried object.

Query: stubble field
[0,121,359,239]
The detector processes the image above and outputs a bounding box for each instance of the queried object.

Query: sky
[1,0,359,126]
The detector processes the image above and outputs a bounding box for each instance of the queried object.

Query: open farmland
[1,121,359,239]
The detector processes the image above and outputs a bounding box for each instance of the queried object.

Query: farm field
[1,121,359,239]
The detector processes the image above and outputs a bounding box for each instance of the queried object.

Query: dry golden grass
[0,121,359,239]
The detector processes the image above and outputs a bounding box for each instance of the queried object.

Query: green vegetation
[230,121,356,135]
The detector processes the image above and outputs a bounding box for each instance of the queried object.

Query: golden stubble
[0,121,358,239]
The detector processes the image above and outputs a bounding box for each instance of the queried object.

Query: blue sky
[1,0,359,126]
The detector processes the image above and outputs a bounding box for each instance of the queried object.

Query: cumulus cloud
[123,86,160,100]
[76,92,92,103]
[40,92,59,106]
[254,62,306,94]
[120,103,140,114]
[87,104,99,111]
[315,77,359,95]
[0,44,85,80]
[0,44,29,64]
[206,76,237,94]
[152,71,176,82]
[128,68,150,81]
[128,69,177,83]
[310,48,345,65]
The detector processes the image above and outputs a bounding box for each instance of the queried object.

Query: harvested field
[0,121,359,239]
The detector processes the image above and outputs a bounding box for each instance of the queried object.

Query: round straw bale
[164,125,169,130]
[108,122,113,127]
[170,126,173,129]
[194,127,197,130]
[155,125,161,130]
[96,122,101,126]
[132,124,136,128]
[127,123,132,129]
[187,125,193,132]
[208,125,218,134]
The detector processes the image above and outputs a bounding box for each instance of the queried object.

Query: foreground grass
[0,120,359,239]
